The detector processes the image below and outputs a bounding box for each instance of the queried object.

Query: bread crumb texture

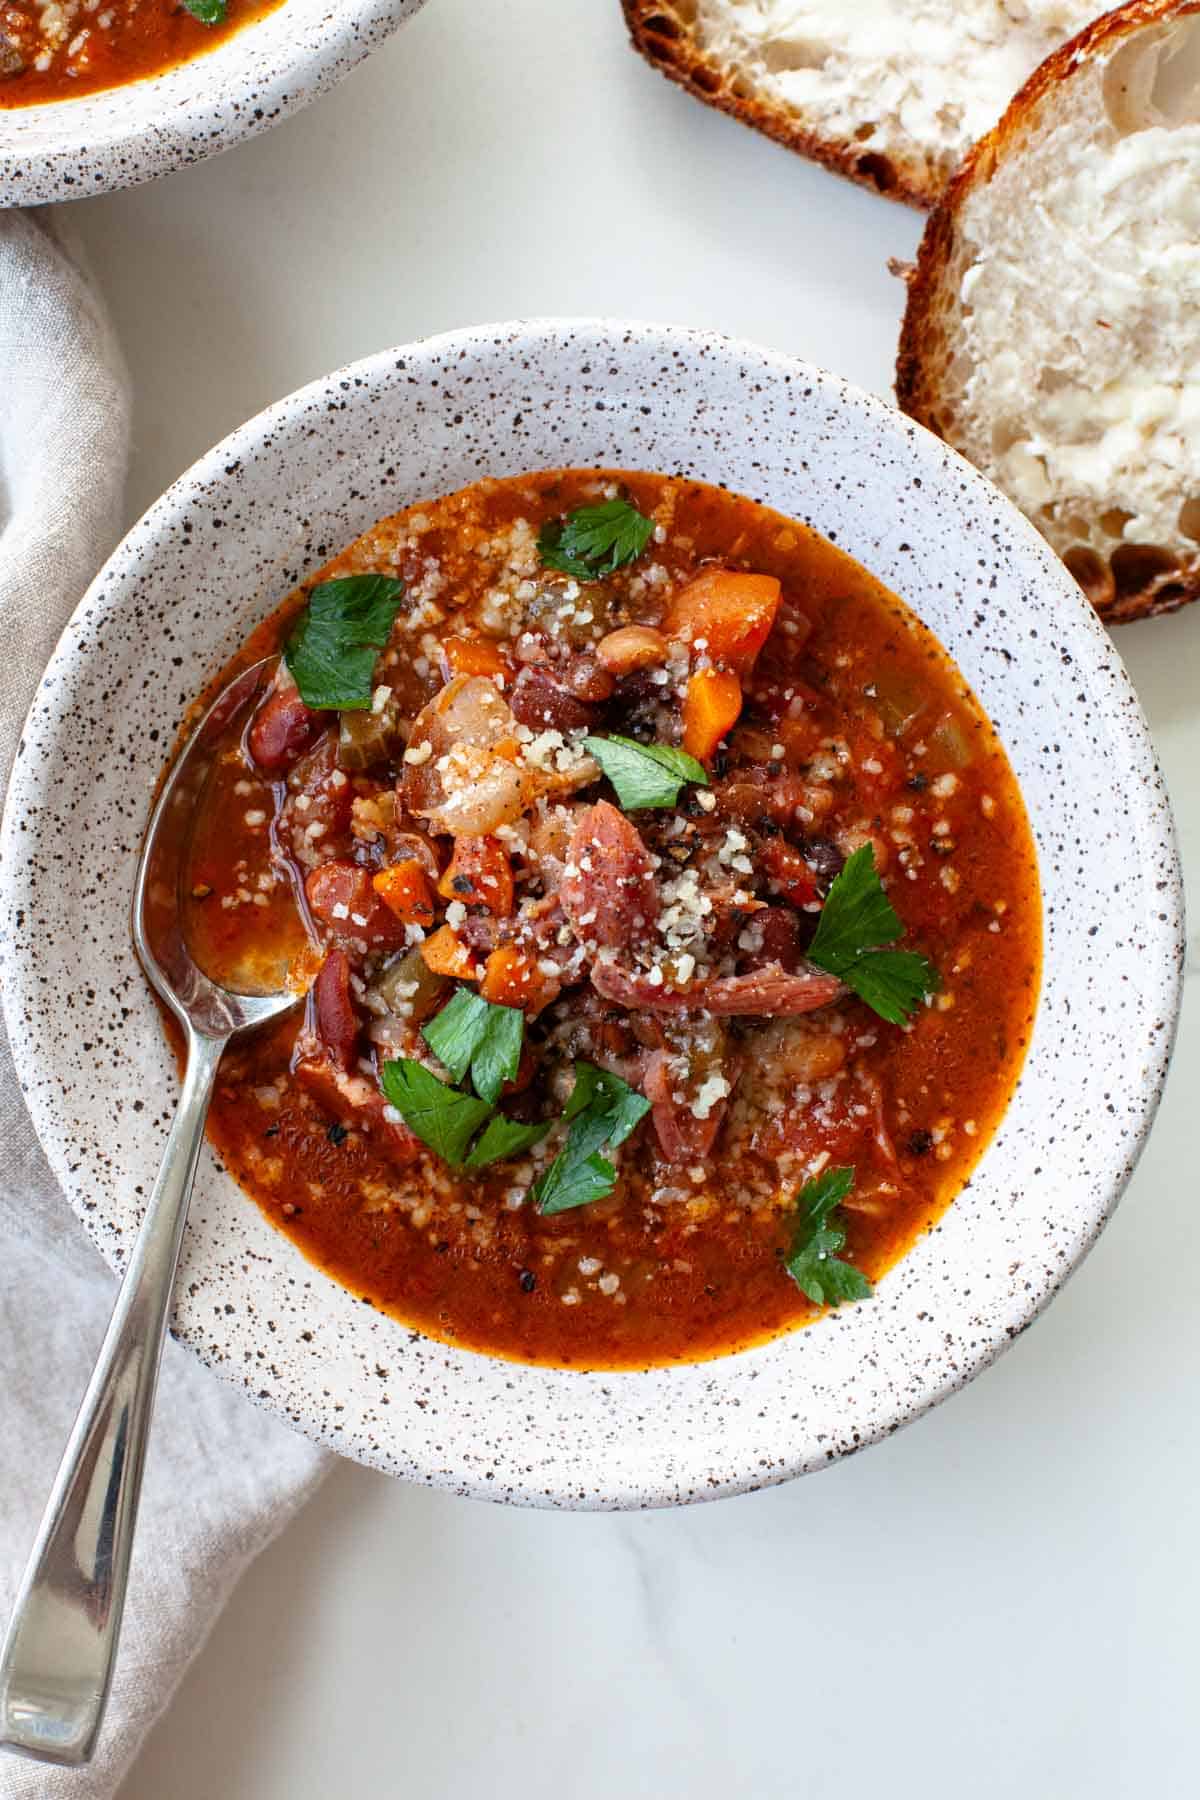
[898,1,1200,620]
[623,0,1094,205]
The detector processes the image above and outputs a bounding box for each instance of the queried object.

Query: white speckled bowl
[0,0,426,207]
[0,321,1184,1508]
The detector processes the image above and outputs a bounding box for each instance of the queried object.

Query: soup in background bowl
[0,0,427,205]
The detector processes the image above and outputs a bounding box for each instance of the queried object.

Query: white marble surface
[52,0,1198,1792]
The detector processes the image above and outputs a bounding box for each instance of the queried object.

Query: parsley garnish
[422,990,523,1105]
[379,1060,493,1166]
[807,844,939,1025]
[537,499,655,580]
[534,1061,650,1216]
[284,574,404,711]
[182,0,226,19]
[381,1028,649,1190]
[583,734,708,810]
[383,989,539,1167]
[464,1115,552,1168]
[784,1166,872,1307]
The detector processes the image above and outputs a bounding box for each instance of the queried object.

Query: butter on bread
[897,0,1200,622]
[622,1,1096,207]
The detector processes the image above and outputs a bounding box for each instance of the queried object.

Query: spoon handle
[0,1027,227,1767]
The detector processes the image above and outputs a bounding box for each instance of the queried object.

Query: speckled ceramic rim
[0,0,426,207]
[1,321,1185,1509]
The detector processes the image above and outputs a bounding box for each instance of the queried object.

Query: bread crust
[896,0,1200,624]
[621,0,939,209]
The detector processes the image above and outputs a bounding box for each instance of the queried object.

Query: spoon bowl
[0,658,300,1768]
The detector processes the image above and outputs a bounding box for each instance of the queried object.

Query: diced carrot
[436,835,515,916]
[661,568,782,675]
[479,944,558,1015]
[440,636,511,683]
[760,839,819,909]
[419,925,480,981]
[682,667,743,761]
[372,861,436,929]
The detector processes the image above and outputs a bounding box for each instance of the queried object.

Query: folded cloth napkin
[0,211,331,1799]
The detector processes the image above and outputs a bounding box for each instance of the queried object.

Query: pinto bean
[561,802,659,948]
[509,666,597,734]
[247,687,324,773]
[596,625,669,675]
[562,654,616,704]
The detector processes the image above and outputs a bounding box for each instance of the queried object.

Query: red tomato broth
[176,469,1041,1369]
[0,0,282,107]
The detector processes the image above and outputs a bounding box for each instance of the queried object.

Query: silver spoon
[0,658,299,1768]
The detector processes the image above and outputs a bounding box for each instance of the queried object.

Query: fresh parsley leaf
[784,1166,873,1308]
[421,989,488,1085]
[562,1061,651,1146]
[470,1004,524,1105]
[535,1148,619,1215]
[837,950,940,1028]
[464,1114,552,1169]
[534,1061,651,1215]
[422,989,524,1104]
[583,734,708,810]
[284,574,404,711]
[807,844,903,966]
[807,844,938,1025]
[182,0,226,20]
[537,499,655,580]
[379,1059,492,1167]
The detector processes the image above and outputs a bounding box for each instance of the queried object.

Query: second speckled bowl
[0,0,427,207]
[0,321,1183,1507]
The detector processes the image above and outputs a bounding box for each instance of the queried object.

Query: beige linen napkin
[0,211,331,1798]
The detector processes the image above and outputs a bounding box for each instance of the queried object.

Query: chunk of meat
[247,680,324,773]
[292,1054,421,1168]
[311,949,360,1071]
[752,906,810,971]
[402,676,533,838]
[509,665,598,734]
[641,1048,732,1162]
[712,768,819,829]
[561,801,659,949]
[305,860,409,953]
[277,735,356,868]
[761,839,820,909]
[592,958,844,1016]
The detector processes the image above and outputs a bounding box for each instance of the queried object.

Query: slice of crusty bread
[622,1,1098,207]
[897,0,1200,622]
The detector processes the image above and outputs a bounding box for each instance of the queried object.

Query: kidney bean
[311,949,360,1071]
[247,688,324,772]
[509,666,596,734]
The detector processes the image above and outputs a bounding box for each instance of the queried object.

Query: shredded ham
[592,958,845,1016]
